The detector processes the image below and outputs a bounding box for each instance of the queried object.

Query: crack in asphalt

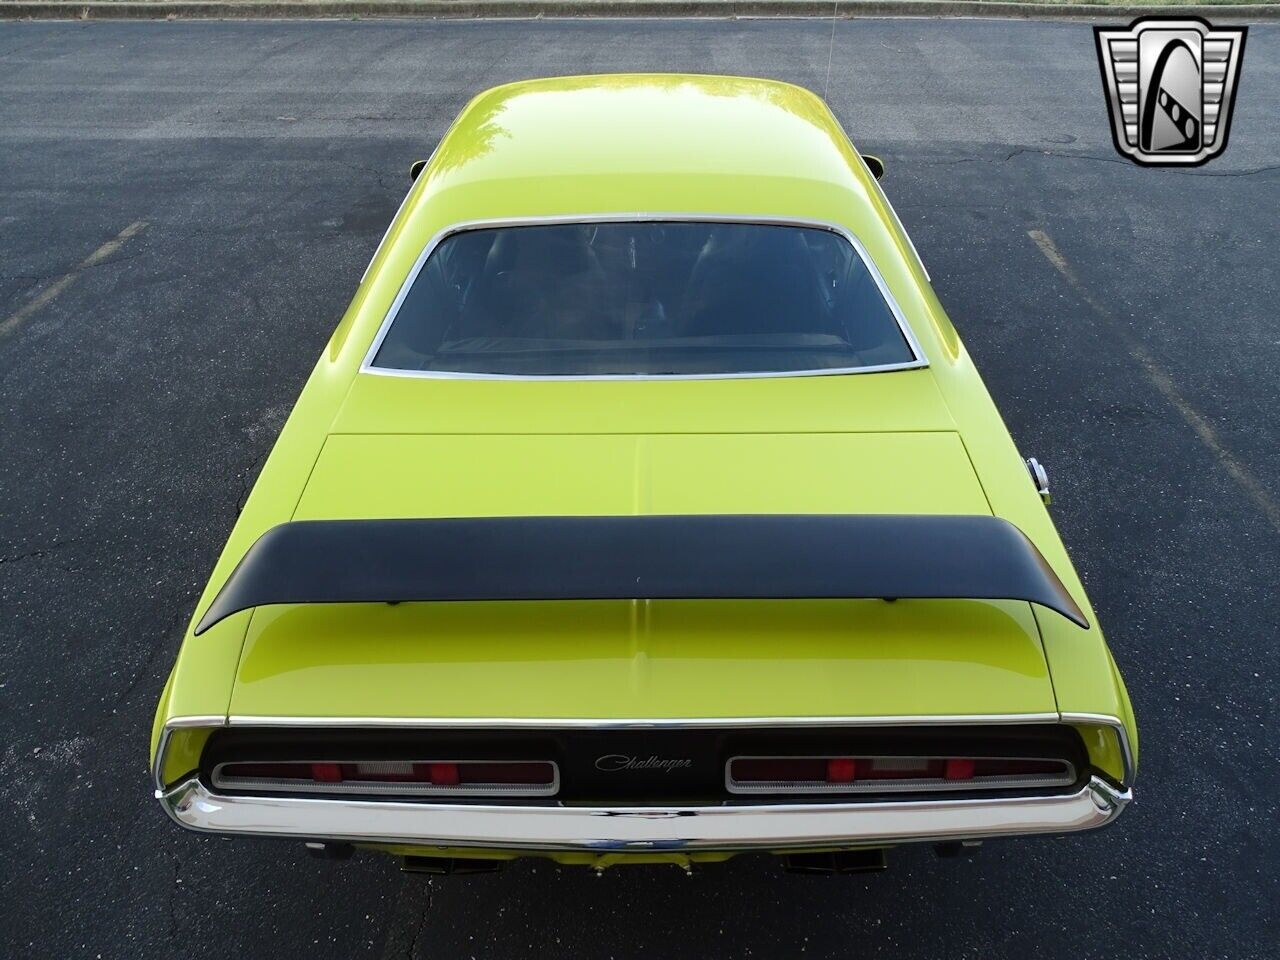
[1,248,147,288]
[0,537,82,565]
[333,158,393,194]
[379,877,434,960]
[403,880,432,960]
[110,605,184,711]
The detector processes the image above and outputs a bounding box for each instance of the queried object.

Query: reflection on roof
[418,75,876,218]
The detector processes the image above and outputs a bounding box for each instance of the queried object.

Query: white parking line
[1029,228,1280,534]
[0,220,148,339]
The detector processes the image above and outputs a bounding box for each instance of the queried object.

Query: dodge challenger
[151,74,1136,875]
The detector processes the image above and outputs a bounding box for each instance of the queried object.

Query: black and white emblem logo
[1095,17,1247,167]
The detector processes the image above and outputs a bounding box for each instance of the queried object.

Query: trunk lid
[228,427,1056,720]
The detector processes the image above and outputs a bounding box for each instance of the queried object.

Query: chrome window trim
[157,775,1129,852]
[356,213,930,382]
[867,177,931,283]
[822,110,931,284]
[211,759,560,798]
[724,754,1078,795]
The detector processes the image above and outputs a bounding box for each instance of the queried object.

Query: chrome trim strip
[152,727,170,794]
[165,714,227,729]
[157,776,1129,851]
[356,213,930,382]
[223,713,1062,730]
[1059,712,1137,787]
[151,717,227,794]
[356,361,928,383]
[870,181,931,283]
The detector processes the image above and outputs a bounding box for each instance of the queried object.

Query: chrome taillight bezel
[211,759,560,798]
[724,755,1077,795]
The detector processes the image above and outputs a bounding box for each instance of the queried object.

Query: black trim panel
[194,514,1088,634]
[201,724,1088,805]
[204,727,1085,803]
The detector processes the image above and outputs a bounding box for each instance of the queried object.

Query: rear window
[369,221,919,378]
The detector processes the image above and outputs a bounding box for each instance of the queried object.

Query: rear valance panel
[194,514,1087,634]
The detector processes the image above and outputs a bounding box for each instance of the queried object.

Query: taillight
[212,760,558,797]
[726,755,1075,795]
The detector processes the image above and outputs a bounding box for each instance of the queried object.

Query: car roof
[410,74,883,228]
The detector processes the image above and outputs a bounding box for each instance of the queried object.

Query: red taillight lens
[213,759,558,797]
[945,757,976,780]
[727,755,1074,795]
[827,758,858,783]
[427,762,459,785]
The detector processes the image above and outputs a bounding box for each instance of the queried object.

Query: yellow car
[152,74,1136,875]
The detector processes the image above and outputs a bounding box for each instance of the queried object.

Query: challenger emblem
[1095,17,1246,167]
[595,755,693,773]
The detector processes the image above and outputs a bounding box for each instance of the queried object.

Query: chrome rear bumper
[157,776,1129,852]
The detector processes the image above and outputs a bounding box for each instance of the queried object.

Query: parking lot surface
[1,16,1277,960]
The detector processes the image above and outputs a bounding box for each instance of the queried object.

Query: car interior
[372,220,916,376]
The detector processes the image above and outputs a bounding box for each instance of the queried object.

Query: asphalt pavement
[1,16,1277,960]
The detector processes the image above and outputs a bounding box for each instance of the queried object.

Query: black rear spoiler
[193,514,1088,635]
